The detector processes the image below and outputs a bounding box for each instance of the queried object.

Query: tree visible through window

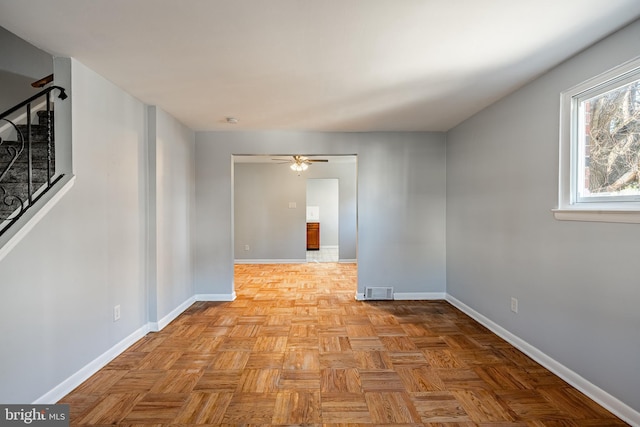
[577,78,640,201]
[557,58,640,222]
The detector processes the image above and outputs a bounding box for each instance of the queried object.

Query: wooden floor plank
[320,367,362,393]
[272,390,321,424]
[172,391,232,424]
[236,368,281,392]
[59,263,629,426]
[411,391,471,423]
[364,391,422,424]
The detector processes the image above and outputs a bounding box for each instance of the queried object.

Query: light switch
[288,202,297,209]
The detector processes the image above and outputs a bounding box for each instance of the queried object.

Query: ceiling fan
[272,155,328,172]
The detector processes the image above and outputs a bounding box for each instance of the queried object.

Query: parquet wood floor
[59,263,628,426]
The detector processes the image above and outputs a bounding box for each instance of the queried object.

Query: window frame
[555,56,640,223]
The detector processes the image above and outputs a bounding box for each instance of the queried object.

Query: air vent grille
[364,287,394,300]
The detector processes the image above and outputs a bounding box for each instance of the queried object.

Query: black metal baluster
[46,92,52,186]
[26,103,32,206]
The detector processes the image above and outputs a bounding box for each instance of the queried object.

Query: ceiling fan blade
[307,159,329,162]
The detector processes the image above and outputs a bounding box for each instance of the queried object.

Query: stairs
[0,110,55,221]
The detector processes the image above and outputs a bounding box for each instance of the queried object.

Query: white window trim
[555,56,640,224]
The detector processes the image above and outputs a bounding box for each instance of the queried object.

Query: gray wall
[196,131,447,296]
[234,163,307,261]
[0,26,52,80]
[446,19,640,413]
[0,70,41,113]
[148,106,195,323]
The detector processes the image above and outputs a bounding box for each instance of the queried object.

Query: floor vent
[364,287,394,300]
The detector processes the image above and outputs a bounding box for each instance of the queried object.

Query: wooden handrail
[31,74,54,88]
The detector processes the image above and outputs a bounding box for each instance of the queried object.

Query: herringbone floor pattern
[59,263,628,426]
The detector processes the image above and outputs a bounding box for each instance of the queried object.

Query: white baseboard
[151,294,236,330]
[394,292,446,300]
[446,294,640,426]
[339,259,357,263]
[149,296,196,332]
[33,322,150,404]
[195,292,236,301]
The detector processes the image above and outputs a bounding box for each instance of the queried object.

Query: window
[555,57,640,223]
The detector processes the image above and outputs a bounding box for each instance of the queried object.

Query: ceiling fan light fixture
[290,162,308,172]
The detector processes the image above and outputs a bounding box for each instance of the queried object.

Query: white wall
[0,59,148,403]
[195,131,447,297]
[446,19,640,416]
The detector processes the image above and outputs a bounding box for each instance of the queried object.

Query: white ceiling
[1,0,639,132]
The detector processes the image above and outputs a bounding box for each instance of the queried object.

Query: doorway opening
[232,154,357,292]
[306,178,339,263]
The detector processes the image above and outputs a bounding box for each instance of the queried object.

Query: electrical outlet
[114,305,121,321]
[511,297,518,313]
[244,244,250,251]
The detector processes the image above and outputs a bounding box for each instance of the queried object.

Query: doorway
[306,178,339,262]
[232,154,358,297]
[232,154,357,265]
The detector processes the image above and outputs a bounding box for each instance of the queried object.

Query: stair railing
[0,85,67,237]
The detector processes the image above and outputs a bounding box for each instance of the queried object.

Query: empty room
[1,1,639,425]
